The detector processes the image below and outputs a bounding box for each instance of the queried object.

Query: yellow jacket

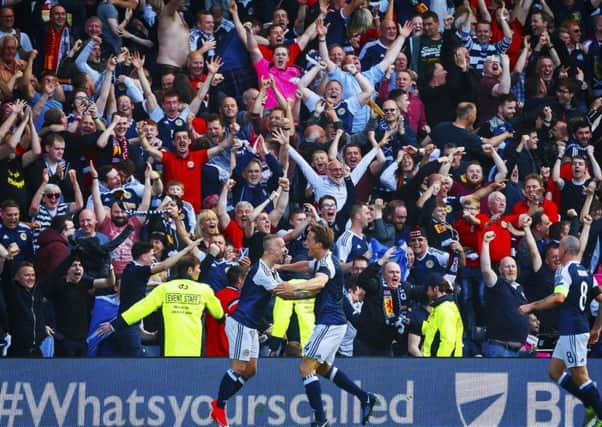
[422,295,463,357]
[120,279,224,357]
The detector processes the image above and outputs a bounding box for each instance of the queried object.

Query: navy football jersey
[555,261,600,335]
[409,247,449,286]
[335,230,368,263]
[310,251,346,325]
[231,259,281,330]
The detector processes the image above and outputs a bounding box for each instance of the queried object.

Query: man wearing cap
[408,227,451,286]
[480,230,530,357]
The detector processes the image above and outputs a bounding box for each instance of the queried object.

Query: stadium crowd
[0,0,602,358]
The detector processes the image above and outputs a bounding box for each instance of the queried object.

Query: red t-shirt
[204,286,240,357]
[455,213,489,268]
[223,219,244,250]
[508,198,560,226]
[259,42,301,67]
[478,216,513,264]
[492,19,523,69]
[162,149,209,213]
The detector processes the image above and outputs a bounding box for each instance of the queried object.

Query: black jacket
[6,280,46,353]
[355,263,421,349]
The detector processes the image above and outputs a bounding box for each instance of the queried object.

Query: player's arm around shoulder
[274,273,328,300]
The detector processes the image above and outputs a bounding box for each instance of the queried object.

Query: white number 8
[579,280,588,311]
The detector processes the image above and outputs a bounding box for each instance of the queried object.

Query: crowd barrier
[0,358,597,426]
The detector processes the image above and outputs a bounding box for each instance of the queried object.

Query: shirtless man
[157,0,190,70]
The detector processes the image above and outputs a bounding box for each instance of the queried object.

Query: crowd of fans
[1,0,602,358]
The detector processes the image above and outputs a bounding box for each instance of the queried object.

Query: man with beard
[565,119,595,166]
[479,94,518,157]
[450,144,507,208]
[91,162,152,276]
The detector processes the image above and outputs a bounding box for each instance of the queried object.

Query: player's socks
[217,369,246,408]
[304,374,326,423]
[325,367,368,402]
[559,372,585,399]
[579,381,602,418]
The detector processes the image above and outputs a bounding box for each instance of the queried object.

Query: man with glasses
[0,6,32,59]
[551,78,583,123]
[407,227,450,286]
[373,98,417,162]
[35,4,73,74]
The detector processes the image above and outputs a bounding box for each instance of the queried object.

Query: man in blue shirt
[0,200,34,279]
[275,224,377,427]
[335,204,370,272]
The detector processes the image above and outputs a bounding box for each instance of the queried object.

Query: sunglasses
[45,193,61,199]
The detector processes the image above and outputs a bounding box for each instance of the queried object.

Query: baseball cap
[409,227,427,239]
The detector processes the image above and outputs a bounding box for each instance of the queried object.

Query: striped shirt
[33,203,70,248]
[457,31,512,73]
